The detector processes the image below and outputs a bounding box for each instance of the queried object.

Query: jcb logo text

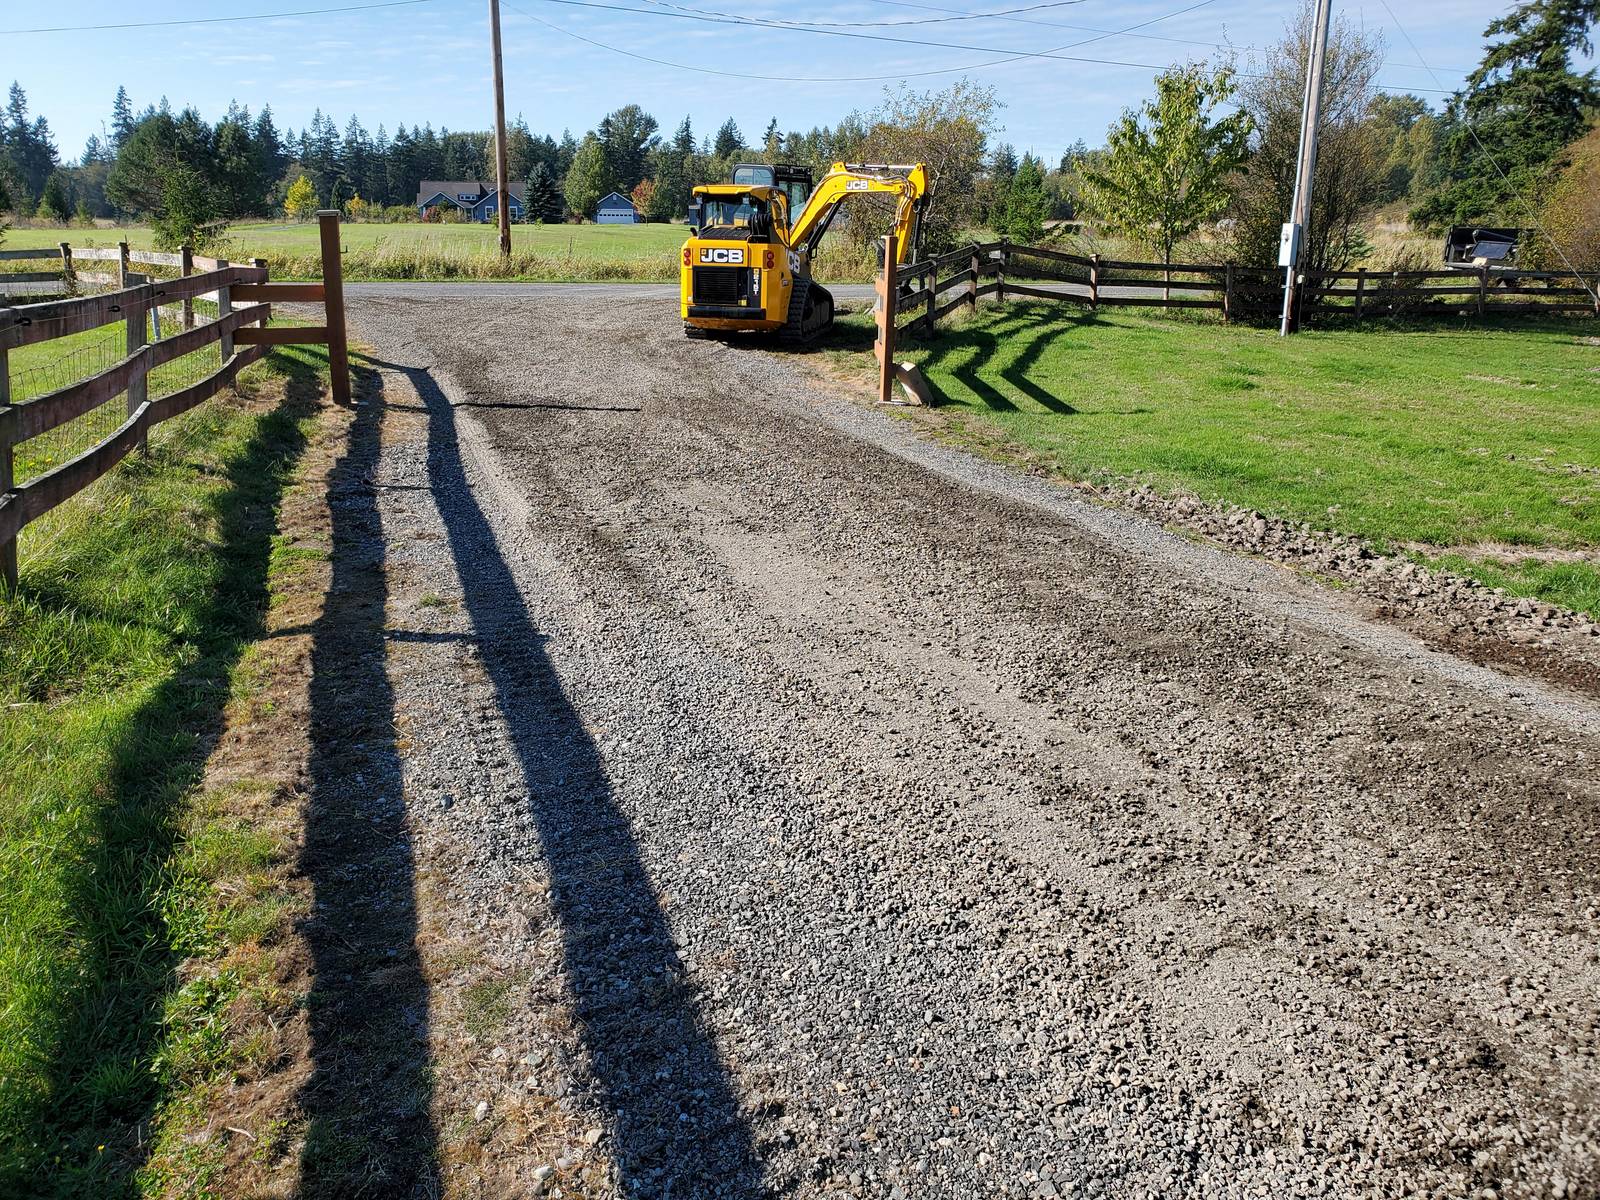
[699,248,745,264]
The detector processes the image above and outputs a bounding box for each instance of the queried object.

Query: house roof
[417,180,527,206]
[597,191,636,209]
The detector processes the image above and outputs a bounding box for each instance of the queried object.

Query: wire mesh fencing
[5,261,235,485]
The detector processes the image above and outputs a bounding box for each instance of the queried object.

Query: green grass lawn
[0,347,323,1195]
[833,303,1600,615]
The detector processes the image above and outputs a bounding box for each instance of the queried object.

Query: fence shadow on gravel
[299,361,440,1194]
[381,358,762,1197]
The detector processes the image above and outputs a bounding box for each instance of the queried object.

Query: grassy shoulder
[1,220,878,283]
[828,303,1600,615]
[0,347,327,1196]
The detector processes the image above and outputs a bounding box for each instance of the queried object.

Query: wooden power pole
[488,0,513,259]
[1280,0,1333,336]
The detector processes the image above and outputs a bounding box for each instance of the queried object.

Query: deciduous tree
[1079,63,1251,283]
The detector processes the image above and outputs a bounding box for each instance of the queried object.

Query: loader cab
[732,163,814,225]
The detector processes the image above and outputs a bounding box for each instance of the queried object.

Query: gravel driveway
[339,288,1598,1200]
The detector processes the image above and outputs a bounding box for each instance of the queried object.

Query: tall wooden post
[180,245,195,330]
[874,235,898,405]
[318,211,352,405]
[1089,254,1101,309]
[0,309,14,593]
[923,263,936,335]
[967,245,979,313]
[1354,267,1366,322]
[126,286,149,454]
[117,241,131,289]
[1223,261,1235,323]
[996,240,1007,306]
[488,0,513,259]
[59,242,74,293]
[1477,263,1488,318]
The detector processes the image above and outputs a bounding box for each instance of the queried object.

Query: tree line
[1,0,1593,272]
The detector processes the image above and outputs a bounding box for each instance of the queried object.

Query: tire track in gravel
[348,290,1599,1200]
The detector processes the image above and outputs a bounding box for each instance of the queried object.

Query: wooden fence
[0,210,350,590]
[878,239,1599,348]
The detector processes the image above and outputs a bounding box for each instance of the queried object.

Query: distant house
[595,191,640,224]
[415,180,526,223]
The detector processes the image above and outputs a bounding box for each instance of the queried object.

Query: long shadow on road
[297,363,440,1195]
[369,356,762,1199]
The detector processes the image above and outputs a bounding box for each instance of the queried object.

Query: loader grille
[693,266,749,306]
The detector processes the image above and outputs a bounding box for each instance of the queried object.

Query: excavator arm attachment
[789,162,929,270]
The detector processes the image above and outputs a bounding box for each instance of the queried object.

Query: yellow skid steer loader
[680,161,928,344]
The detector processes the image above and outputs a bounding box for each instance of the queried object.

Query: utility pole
[488,0,513,259]
[1280,0,1333,336]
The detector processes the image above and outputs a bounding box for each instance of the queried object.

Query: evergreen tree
[4,83,58,205]
[1414,0,1600,227]
[35,172,69,221]
[713,117,743,159]
[525,161,562,222]
[597,104,658,192]
[1002,154,1048,243]
[110,86,135,150]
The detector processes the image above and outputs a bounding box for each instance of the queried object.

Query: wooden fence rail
[880,239,1599,341]
[0,210,351,591]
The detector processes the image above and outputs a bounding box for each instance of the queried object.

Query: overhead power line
[503,0,1218,83]
[512,0,1454,92]
[639,0,1098,30]
[3,0,445,35]
[856,0,1463,74]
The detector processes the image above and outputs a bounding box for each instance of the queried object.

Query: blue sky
[4,1,1540,167]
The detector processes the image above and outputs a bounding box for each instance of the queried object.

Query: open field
[0,348,326,1195]
[831,304,1600,615]
[0,220,879,283]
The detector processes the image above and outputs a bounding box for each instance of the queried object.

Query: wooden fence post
[0,308,14,593]
[1089,253,1101,309]
[318,210,351,405]
[1223,261,1235,323]
[996,239,1007,306]
[126,286,149,454]
[117,241,131,289]
[875,234,898,404]
[1354,267,1366,323]
[968,244,979,313]
[216,259,233,363]
[1477,263,1488,318]
[923,262,936,335]
[252,259,271,331]
[180,245,194,330]
[59,242,74,293]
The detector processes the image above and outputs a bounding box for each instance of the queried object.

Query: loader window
[697,194,772,240]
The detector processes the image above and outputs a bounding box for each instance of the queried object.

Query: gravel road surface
[344,288,1599,1200]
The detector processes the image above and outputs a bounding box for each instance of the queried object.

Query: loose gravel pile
[348,290,1598,1200]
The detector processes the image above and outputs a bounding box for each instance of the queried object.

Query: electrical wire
[637,0,1096,30]
[504,0,1214,83]
[513,0,1455,93]
[3,0,446,35]
[517,0,1225,73]
[855,0,1462,74]
[1375,0,1597,303]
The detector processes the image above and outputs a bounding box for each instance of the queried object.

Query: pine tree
[525,161,562,222]
[1414,0,1600,227]
[1002,154,1048,244]
[713,118,743,160]
[110,86,135,151]
[564,134,609,219]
